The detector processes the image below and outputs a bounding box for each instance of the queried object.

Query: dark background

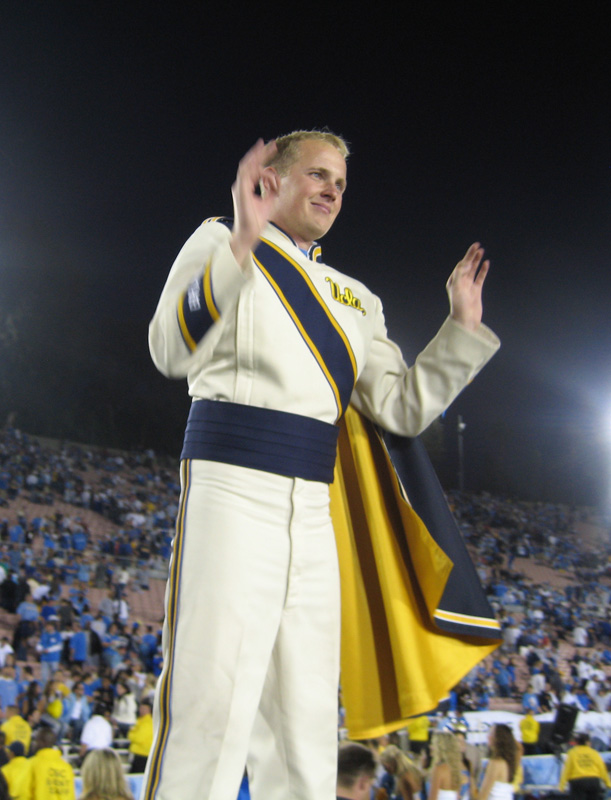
[1,3,609,505]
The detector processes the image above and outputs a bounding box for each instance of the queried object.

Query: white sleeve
[80,720,94,746]
[351,298,500,436]
[148,220,250,379]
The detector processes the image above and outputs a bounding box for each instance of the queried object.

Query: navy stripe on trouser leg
[141,459,192,800]
[247,477,341,800]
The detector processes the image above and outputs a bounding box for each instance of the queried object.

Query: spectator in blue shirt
[76,562,90,585]
[8,524,24,544]
[494,663,512,698]
[16,665,38,701]
[40,600,58,623]
[82,669,102,699]
[575,686,593,711]
[139,625,158,673]
[72,529,87,552]
[522,683,541,713]
[37,621,63,685]
[0,666,19,712]
[61,680,91,742]
[102,624,123,671]
[70,620,88,667]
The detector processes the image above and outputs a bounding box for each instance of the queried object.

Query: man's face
[269,140,347,250]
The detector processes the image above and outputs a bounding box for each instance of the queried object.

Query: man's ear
[260,166,280,198]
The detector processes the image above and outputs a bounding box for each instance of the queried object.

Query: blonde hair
[381,744,420,781]
[265,130,350,176]
[431,731,462,790]
[80,748,133,800]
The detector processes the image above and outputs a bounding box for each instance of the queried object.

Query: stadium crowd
[2,424,611,797]
[445,491,611,724]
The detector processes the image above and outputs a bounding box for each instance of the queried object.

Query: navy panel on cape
[383,431,502,641]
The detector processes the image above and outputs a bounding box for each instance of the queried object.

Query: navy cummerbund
[180,399,340,484]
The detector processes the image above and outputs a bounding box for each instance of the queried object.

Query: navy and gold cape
[331,407,501,739]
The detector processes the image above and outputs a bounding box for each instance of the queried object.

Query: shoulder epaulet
[202,216,233,230]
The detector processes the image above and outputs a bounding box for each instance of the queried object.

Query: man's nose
[321,181,338,199]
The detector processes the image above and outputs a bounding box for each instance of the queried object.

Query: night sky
[1,4,609,505]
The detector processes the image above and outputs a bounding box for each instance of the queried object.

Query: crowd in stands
[0,426,169,796]
[2,424,611,797]
[439,492,611,725]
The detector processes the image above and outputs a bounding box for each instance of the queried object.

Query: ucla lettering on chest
[325,277,366,315]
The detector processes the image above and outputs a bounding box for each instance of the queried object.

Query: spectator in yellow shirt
[519,709,540,756]
[1,741,32,800]
[559,733,611,800]
[0,706,32,754]
[127,700,153,774]
[406,715,430,755]
[29,727,75,800]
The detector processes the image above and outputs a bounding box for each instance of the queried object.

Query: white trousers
[141,459,341,800]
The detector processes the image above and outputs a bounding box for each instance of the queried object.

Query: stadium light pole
[457,415,466,493]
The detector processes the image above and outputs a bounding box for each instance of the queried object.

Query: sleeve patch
[177,262,219,353]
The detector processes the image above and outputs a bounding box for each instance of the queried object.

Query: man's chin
[309,220,334,241]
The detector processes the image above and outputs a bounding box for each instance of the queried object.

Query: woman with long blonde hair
[79,748,134,800]
[379,744,422,800]
[428,731,464,800]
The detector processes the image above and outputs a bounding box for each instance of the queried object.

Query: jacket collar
[268,222,321,262]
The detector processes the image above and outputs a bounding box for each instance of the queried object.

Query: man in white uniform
[142,131,500,800]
